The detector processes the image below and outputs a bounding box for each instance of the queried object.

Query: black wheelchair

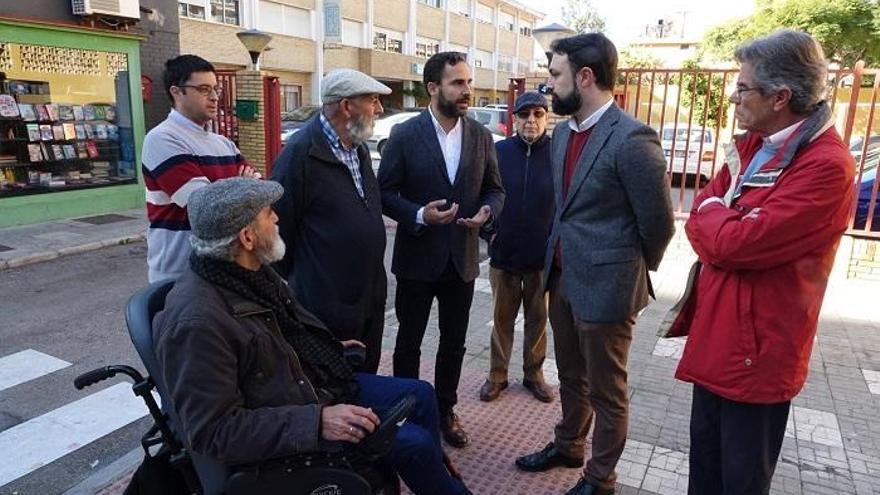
[74,280,407,495]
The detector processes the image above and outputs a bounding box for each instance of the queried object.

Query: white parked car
[658,124,717,181]
[366,111,421,157]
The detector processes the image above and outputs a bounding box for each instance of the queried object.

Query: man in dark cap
[271,69,391,374]
[479,91,555,404]
[152,177,471,495]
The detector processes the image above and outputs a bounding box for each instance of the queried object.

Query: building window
[475,2,493,23]
[497,55,512,72]
[450,0,470,16]
[519,22,532,37]
[0,43,136,197]
[416,38,440,59]
[517,60,530,74]
[210,0,239,25]
[178,2,206,19]
[499,12,515,31]
[475,49,492,69]
[418,0,441,7]
[281,85,302,113]
[374,29,404,54]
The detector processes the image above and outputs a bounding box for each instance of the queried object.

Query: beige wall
[274,0,314,10]
[342,0,368,21]
[497,70,513,85]
[475,22,495,51]
[519,36,534,61]
[449,14,473,45]
[275,71,312,106]
[180,19,315,73]
[473,67,495,89]
[498,29,516,55]
[374,0,409,32]
[324,46,363,72]
[361,50,421,82]
[416,4,445,40]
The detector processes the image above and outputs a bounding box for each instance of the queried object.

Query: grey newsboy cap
[188,177,283,241]
[513,91,549,114]
[321,69,391,103]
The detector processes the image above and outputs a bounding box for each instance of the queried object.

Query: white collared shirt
[568,97,615,133]
[428,105,463,182]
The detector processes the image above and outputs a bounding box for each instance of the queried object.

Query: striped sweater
[142,109,249,282]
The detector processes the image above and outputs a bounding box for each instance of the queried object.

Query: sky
[520,0,757,46]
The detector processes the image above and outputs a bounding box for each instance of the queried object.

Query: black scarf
[190,253,358,402]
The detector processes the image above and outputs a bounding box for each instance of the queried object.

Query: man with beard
[378,51,505,448]
[514,34,674,495]
[153,177,473,495]
[271,69,390,373]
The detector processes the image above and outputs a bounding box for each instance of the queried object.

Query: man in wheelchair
[152,177,472,495]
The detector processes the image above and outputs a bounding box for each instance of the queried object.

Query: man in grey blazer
[515,34,675,495]
[378,52,505,449]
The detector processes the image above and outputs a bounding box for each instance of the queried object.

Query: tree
[679,58,730,128]
[702,0,880,67]
[561,0,606,34]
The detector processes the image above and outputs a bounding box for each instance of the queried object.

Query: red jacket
[673,125,855,404]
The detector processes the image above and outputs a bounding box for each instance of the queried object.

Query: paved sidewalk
[17,212,879,494]
[0,209,147,271]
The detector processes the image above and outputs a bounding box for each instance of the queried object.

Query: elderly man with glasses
[142,54,258,283]
[668,30,856,494]
[478,91,556,404]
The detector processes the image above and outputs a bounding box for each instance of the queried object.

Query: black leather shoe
[565,477,614,495]
[522,379,554,403]
[515,442,583,472]
[479,380,508,401]
[441,410,469,448]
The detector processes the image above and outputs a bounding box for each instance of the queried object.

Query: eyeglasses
[731,85,762,99]
[516,109,547,119]
[177,85,223,98]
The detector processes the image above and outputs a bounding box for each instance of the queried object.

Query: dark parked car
[281,105,321,144]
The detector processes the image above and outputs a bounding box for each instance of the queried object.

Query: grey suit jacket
[378,110,505,283]
[543,103,675,323]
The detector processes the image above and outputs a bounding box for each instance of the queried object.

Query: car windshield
[469,110,493,125]
[283,106,320,122]
[661,127,710,143]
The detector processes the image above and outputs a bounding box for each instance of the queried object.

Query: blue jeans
[354,373,469,495]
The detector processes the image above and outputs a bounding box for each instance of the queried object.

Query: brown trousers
[488,267,548,383]
[548,268,635,490]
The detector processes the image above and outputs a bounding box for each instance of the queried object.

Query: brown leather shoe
[479,380,508,401]
[440,410,469,448]
[523,379,554,403]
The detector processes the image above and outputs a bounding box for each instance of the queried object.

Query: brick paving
[89,226,880,494]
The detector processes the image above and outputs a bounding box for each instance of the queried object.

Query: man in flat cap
[153,177,472,495]
[271,69,391,373]
[479,91,555,404]
[378,52,505,448]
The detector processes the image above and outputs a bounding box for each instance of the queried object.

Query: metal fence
[616,63,880,238]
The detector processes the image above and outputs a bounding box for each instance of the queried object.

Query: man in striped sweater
[142,55,256,282]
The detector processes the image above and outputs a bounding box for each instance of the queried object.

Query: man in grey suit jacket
[378,52,505,449]
[515,34,675,495]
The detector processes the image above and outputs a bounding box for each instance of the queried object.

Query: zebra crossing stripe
[0,349,71,393]
[0,382,148,487]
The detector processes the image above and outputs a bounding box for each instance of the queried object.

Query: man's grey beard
[255,229,286,265]
[346,115,374,146]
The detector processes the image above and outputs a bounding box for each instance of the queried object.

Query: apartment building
[176,0,543,111]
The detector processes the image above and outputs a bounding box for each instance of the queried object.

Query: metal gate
[616,64,880,238]
[212,70,239,144]
[263,75,282,175]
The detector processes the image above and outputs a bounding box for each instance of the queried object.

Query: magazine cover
[63,123,76,140]
[58,105,75,121]
[27,144,43,162]
[18,104,37,121]
[39,124,53,141]
[0,95,20,118]
[72,105,85,121]
[35,104,50,122]
[52,124,65,140]
[26,124,41,142]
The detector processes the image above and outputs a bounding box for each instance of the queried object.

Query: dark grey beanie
[187,177,283,241]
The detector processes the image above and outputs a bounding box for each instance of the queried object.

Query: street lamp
[533,23,575,64]
[236,29,273,70]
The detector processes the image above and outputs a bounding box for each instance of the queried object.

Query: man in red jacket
[671,30,855,494]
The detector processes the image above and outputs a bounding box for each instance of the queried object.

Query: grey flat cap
[188,177,283,241]
[321,69,391,103]
[513,91,549,114]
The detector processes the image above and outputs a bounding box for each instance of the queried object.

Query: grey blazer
[543,103,675,323]
[378,110,505,282]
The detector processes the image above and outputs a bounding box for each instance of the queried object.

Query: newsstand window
[0,42,136,197]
